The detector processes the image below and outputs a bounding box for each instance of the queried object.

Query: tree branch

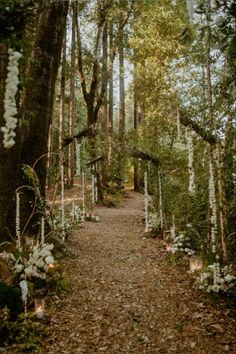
[62,124,94,147]
[128,147,160,167]
[86,155,104,166]
[179,111,218,144]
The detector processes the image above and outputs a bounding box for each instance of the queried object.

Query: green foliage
[0,0,45,48]
[0,312,49,352]
[51,272,70,294]
[0,282,22,320]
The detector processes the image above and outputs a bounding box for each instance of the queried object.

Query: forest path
[43,192,235,354]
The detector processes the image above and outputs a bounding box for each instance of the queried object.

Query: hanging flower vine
[208,157,217,254]
[1,48,22,149]
[186,130,195,193]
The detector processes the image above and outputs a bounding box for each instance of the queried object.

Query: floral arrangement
[70,204,84,224]
[1,48,22,149]
[0,242,54,281]
[50,213,71,237]
[197,261,236,293]
[170,233,195,256]
[148,212,161,231]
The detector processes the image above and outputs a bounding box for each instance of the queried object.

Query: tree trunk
[59,26,67,158]
[108,20,114,163]
[68,3,76,187]
[21,2,69,196]
[118,15,125,147]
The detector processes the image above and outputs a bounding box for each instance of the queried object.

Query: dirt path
[43,192,235,354]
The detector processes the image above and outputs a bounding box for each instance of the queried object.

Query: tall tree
[21,1,69,195]
[68,3,76,187]
[0,1,69,239]
[118,8,125,147]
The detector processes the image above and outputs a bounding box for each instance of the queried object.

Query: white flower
[224,274,236,282]
[45,255,54,264]
[1,48,22,149]
[14,263,23,272]
[212,284,220,293]
[19,280,28,303]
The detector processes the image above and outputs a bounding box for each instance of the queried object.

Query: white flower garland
[92,173,95,204]
[158,171,163,229]
[82,172,85,220]
[187,131,195,193]
[170,215,176,239]
[144,171,149,230]
[41,216,45,246]
[176,108,180,140]
[75,142,81,176]
[94,176,98,202]
[60,164,65,242]
[209,158,217,253]
[1,49,22,149]
[233,154,236,191]
[16,192,21,250]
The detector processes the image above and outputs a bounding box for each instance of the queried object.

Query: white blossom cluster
[0,242,54,280]
[144,172,149,229]
[148,212,161,230]
[171,233,195,256]
[51,212,71,234]
[208,159,217,253]
[14,242,54,279]
[70,204,84,224]
[1,49,22,149]
[197,262,236,293]
[187,131,195,193]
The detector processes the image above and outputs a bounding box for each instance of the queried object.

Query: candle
[165,242,172,252]
[35,299,45,319]
[190,257,203,272]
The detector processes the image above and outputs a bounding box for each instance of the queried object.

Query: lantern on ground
[34,299,45,319]
[190,256,203,272]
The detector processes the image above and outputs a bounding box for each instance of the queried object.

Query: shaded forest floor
[41,191,235,354]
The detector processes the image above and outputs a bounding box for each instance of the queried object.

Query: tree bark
[68,3,76,187]
[108,20,114,163]
[21,2,69,196]
[118,13,125,147]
